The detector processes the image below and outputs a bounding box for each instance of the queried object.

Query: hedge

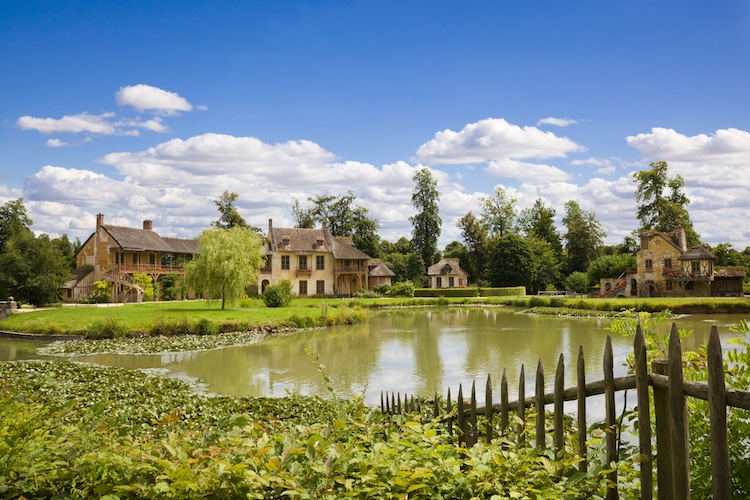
[479,286,527,297]
[414,288,479,298]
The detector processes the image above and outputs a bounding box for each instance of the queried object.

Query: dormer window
[282,238,289,247]
[316,239,323,248]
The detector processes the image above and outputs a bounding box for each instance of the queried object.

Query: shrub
[83,281,111,304]
[479,286,526,297]
[160,273,179,301]
[150,316,191,336]
[387,280,415,297]
[373,284,391,295]
[87,315,126,339]
[193,317,219,335]
[565,271,591,294]
[262,280,294,307]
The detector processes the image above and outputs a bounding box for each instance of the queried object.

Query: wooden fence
[380,324,750,499]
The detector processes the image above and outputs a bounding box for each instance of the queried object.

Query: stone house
[598,226,744,298]
[427,257,469,289]
[70,214,200,302]
[258,219,376,297]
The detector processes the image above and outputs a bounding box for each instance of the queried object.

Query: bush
[414,288,478,298]
[565,271,591,294]
[479,286,526,297]
[83,281,110,304]
[387,280,415,297]
[193,317,219,335]
[373,284,391,295]
[150,316,191,336]
[262,280,294,307]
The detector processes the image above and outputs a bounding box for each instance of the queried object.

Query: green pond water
[1,307,746,408]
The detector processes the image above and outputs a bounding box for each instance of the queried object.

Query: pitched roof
[268,226,371,260]
[369,260,396,277]
[678,245,716,261]
[102,225,200,254]
[427,257,469,277]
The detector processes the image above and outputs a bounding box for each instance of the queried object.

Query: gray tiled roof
[369,260,396,277]
[103,225,200,254]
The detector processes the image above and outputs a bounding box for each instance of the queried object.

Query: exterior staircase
[595,274,627,298]
[102,269,144,301]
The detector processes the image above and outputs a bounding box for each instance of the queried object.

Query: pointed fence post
[457,384,466,446]
[501,369,509,436]
[634,327,653,500]
[604,335,617,500]
[447,387,453,438]
[536,359,546,449]
[577,345,588,473]
[518,365,526,445]
[554,353,564,456]
[468,381,478,447]
[667,324,690,498]
[485,375,494,444]
[652,357,673,500]
[433,392,439,419]
[707,326,730,499]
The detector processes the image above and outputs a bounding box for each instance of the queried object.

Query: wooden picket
[380,324,749,499]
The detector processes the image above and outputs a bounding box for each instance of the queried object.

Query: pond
[0,307,746,407]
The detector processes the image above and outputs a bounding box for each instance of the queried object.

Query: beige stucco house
[427,257,469,289]
[598,226,744,298]
[69,214,200,302]
[258,219,375,297]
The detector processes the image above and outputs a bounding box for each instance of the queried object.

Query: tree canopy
[479,186,517,237]
[633,161,699,245]
[185,227,266,310]
[410,168,441,268]
[562,201,606,274]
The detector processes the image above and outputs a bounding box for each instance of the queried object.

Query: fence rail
[381,324,749,499]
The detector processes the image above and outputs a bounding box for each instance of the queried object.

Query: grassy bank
[2,295,749,338]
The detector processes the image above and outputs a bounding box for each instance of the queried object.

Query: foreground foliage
[0,361,639,499]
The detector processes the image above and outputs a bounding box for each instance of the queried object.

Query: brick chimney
[143,220,153,231]
[268,218,273,234]
[96,213,104,228]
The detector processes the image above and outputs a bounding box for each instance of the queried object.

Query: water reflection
[0,308,745,408]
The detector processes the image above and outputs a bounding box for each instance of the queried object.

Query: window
[132,254,139,265]
[316,239,323,248]
[299,280,308,296]
[281,255,290,270]
[645,259,653,270]
[162,253,172,266]
[149,254,155,265]
[115,252,124,264]
[316,280,325,295]
[666,281,673,291]
[449,277,455,287]
[664,258,672,269]
[298,255,308,270]
[316,255,325,270]
[282,238,289,247]
[436,277,442,288]
[692,262,701,274]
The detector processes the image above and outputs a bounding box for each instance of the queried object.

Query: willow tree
[185,227,266,309]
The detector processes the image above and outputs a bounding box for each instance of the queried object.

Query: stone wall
[0,297,18,319]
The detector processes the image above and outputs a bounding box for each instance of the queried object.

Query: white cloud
[414,118,585,164]
[537,117,578,127]
[17,112,117,135]
[45,138,68,147]
[115,84,193,113]
[485,159,571,183]
[571,157,617,175]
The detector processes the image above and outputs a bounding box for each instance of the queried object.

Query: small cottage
[427,258,469,289]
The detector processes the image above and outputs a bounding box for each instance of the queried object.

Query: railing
[381,325,748,499]
[115,264,186,274]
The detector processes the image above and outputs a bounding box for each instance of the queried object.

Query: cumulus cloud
[571,157,617,175]
[17,112,117,135]
[45,138,68,147]
[115,84,193,113]
[485,159,571,183]
[537,117,578,127]
[414,118,585,164]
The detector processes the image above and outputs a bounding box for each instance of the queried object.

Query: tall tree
[185,227,266,310]
[350,206,381,258]
[562,200,606,274]
[213,191,255,231]
[487,233,532,290]
[289,198,315,228]
[480,186,517,237]
[457,211,489,282]
[527,237,563,293]
[519,198,563,257]
[0,198,32,252]
[410,168,442,267]
[633,161,699,245]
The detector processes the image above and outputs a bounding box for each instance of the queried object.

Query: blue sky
[2,1,750,249]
